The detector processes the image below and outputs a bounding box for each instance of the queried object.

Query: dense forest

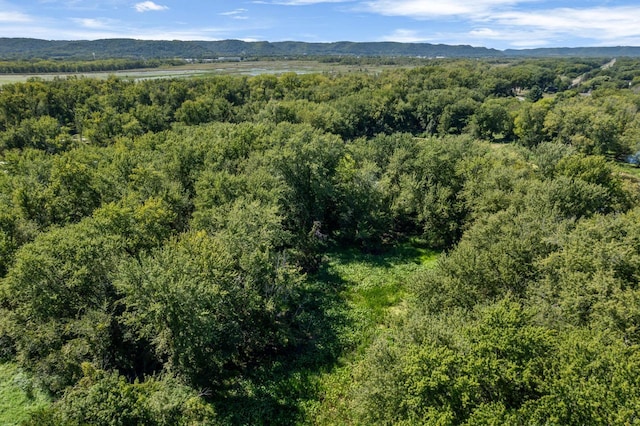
[0,58,185,75]
[1,56,640,424]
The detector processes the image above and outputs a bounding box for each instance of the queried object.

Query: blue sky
[1,0,639,50]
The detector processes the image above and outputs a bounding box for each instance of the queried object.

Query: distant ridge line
[0,38,639,59]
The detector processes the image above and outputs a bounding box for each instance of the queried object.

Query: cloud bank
[365,1,640,47]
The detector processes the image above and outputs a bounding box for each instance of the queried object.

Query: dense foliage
[0,58,174,74]
[1,57,640,424]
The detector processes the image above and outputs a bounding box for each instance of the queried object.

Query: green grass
[327,243,438,344]
[302,242,439,425]
[613,161,640,197]
[0,363,50,425]
[615,161,640,179]
[210,241,438,425]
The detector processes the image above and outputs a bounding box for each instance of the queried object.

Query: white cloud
[254,0,352,5]
[494,6,640,43]
[364,1,640,48]
[0,11,32,22]
[220,8,249,19]
[468,27,552,48]
[381,29,431,43]
[508,39,550,48]
[220,9,248,16]
[468,28,501,38]
[71,17,115,29]
[134,1,168,12]
[363,0,528,18]
[0,26,226,41]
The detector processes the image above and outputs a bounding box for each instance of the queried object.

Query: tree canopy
[1,56,640,424]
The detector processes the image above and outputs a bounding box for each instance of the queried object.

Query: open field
[0,60,414,85]
[0,363,50,425]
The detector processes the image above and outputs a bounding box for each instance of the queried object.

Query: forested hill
[3,38,640,60]
[200,40,501,58]
[2,38,640,60]
[0,37,496,59]
[0,38,212,60]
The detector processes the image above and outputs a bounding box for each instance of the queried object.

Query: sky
[0,0,640,50]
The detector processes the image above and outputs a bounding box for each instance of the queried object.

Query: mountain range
[1,38,640,60]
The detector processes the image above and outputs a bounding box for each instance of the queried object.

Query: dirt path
[601,58,617,70]
[571,58,616,87]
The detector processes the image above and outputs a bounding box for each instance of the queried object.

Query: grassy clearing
[325,243,438,352]
[303,242,439,425]
[212,242,438,425]
[0,363,50,425]
[615,161,640,179]
[613,161,640,197]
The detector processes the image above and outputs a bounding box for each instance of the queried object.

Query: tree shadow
[211,241,438,425]
[212,262,349,425]
[328,239,439,269]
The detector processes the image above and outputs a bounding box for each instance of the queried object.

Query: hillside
[2,38,640,60]
[0,38,211,59]
[0,38,501,59]
[0,38,515,59]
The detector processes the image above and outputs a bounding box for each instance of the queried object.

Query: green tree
[532,209,640,341]
[27,365,216,426]
[333,153,390,245]
[526,85,543,102]
[115,230,302,388]
[380,135,485,248]
[437,97,479,134]
[513,98,553,147]
[471,98,516,141]
[353,300,554,425]
[1,220,123,393]
[174,96,234,126]
[0,116,71,152]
